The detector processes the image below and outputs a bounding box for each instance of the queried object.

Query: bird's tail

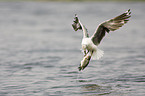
[92,48,104,60]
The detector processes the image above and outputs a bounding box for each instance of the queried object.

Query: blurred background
[0,0,145,1]
[0,0,145,96]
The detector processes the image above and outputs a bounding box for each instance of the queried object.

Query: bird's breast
[82,38,90,45]
[81,38,97,51]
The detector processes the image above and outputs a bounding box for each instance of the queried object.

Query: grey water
[0,1,145,96]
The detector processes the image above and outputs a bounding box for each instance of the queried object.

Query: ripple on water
[80,83,112,95]
[115,74,145,82]
[22,56,62,68]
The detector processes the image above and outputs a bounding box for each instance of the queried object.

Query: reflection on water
[0,1,145,96]
[80,84,112,95]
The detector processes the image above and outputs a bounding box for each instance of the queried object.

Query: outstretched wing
[72,14,89,38]
[91,9,131,45]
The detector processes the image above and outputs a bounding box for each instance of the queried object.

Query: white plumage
[81,37,104,60]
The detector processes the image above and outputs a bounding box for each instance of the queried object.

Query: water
[0,1,145,96]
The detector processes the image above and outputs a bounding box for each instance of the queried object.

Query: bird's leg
[90,50,94,56]
[83,49,89,57]
[83,50,87,57]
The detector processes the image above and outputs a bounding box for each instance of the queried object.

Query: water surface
[0,2,145,96]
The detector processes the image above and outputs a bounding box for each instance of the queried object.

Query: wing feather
[72,14,89,38]
[72,14,82,31]
[91,9,131,45]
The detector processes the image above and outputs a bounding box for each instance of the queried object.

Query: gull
[72,9,131,71]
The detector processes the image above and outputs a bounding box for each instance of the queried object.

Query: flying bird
[72,9,131,71]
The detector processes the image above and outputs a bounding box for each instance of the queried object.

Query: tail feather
[92,48,104,60]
